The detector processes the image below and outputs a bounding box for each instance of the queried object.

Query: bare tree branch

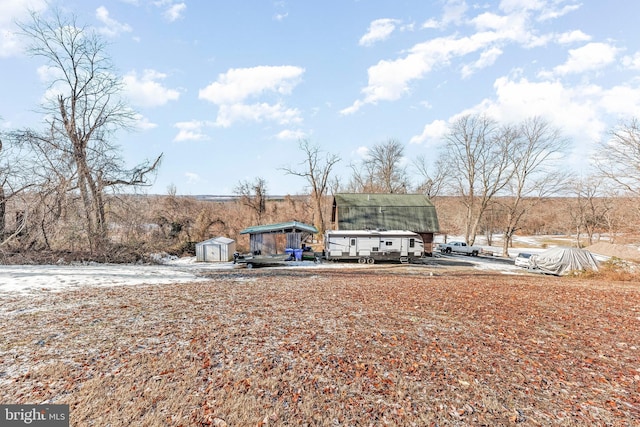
[594,118,640,196]
[14,9,161,251]
[280,140,340,235]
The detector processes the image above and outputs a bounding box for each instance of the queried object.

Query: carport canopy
[239,221,318,254]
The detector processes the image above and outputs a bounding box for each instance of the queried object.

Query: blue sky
[2,0,640,196]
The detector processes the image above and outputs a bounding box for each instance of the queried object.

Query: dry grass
[1,267,639,426]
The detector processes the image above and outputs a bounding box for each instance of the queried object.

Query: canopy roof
[240,221,318,235]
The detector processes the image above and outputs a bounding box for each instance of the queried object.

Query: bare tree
[0,133,41,246]
[349,139,409,193]
[234,177,268,224]
[0,138,5,237]
[569,177,611,247]
[497,117,571,255]
[280,139,340,236]
[594,118,640,197]
[440,114,515,245]
[16,10,161,252]
[414,155,446,199]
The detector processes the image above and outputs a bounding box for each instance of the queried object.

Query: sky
[2,0,640,196]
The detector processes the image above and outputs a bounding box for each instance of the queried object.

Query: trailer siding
[324,230,424,263]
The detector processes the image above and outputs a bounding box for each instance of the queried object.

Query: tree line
[1,10,639,261]
[275,115,640,256]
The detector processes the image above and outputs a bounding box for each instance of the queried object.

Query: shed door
[206,244,221,261]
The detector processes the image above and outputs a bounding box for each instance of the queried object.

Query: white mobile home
[324,230,424,264]
[196,236,236,262]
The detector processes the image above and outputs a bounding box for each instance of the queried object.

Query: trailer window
[409,238,415,248]
[385,241,393,246]
[350,238,356,246]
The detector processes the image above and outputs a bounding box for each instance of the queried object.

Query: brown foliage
[1,268,638,425]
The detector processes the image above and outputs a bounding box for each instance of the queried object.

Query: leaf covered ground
[1,267,639,426]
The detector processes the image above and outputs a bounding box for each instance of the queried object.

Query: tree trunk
[313,192,325,237]
[0,185,5,237]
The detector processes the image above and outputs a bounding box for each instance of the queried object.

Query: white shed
[196,236,236,262]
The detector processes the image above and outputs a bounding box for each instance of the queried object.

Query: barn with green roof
[330,193,440,254]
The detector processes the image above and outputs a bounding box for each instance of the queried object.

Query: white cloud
[467,76,606,150]
[342,34,487,114]
[199,65,304,127]
[343,3,557,114]
[185,172,201,183]
[152,0,185,22]
[37,65,63,82]
[0,0,47,57]
[354,146,369,158]
[359,19,401,47]
[164,3,186,22]
[497,0,580,21]
[461,47,503,78]
[442,0,468,26]
[199,66,304,105]
[498,0,545,14]
[173,120,209,142]
[538,3,581,21]
[421,18,440,29]
[545,42,620,77]
[215,103,301,128]
[421,0,467,30]
[622,52,640,70]
[0,0,46,26]
[470,11,538,46]
[276,129,307,140]
[274,12,288,22]
[342,1,601,114]
[37,65,68,103]
[599,83,640,117]
[557,30,591,44]
[471,11,511,32]
[340,100,365,116]
[123,69,180,107]
[96,6,132,38]
[410,119,449,145]
[134,114,157,130]
[417,74,635,170]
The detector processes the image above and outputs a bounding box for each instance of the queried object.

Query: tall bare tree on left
[12,10,162,252]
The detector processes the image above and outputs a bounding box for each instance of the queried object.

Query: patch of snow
[0,264,209,295]
[0,234,619,296]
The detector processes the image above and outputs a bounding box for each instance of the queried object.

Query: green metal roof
[332,193,439,232]
[240,221,318,235]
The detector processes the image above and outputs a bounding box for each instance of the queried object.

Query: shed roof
[332,193,439,232]
[239,221,318,235]
[197,236,235,246]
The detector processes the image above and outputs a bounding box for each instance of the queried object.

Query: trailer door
[349,238,357,257]
[400,237,409,257]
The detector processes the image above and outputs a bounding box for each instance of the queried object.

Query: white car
[514,252,533,268]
